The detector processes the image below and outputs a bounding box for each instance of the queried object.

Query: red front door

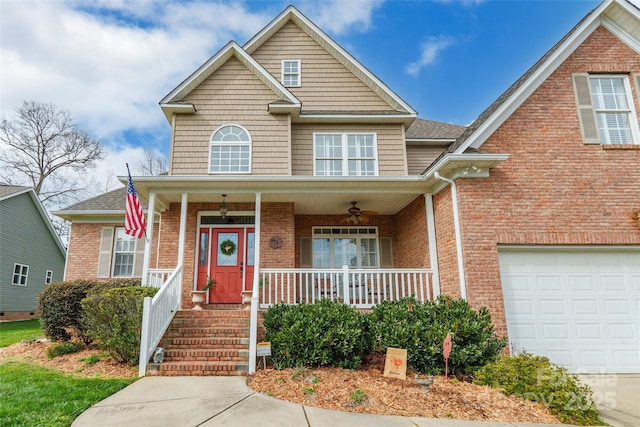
[196,227,255,304]
[210,229,244,303]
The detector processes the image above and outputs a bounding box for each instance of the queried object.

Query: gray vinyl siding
[0,193,65,313]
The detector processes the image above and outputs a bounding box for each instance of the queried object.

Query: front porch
[134,181,441,376]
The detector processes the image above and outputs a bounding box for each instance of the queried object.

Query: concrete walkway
[73,376,580,427]
[579,374,640,427]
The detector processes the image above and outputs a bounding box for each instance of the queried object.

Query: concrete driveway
[579,374,640,427]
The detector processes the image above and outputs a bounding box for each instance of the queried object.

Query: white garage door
[498,248,640,373]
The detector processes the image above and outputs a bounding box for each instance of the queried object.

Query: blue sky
[0,0,604,190]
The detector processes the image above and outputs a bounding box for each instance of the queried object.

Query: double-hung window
[113,228,136,277]
[314,133,378,176]
[282,60,300,87]
[312,227,379,268]
[45,270,53,285]
[209,125,251,173]
[573,73,640,145]
[590,75,637,144]
[12,264,28,286]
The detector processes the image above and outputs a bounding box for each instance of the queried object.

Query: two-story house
[56,0,640,376]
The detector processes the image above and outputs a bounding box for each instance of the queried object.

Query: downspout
[424,194,440,298]
[249,192,262,374]
[433,172,467,300]
[141,192,156,286]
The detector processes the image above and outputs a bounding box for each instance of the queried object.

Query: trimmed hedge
[37,279,141,343]
[81,286,157,364]
[263,299,371,369]
[369,296,506,375]
[474,353,602,425]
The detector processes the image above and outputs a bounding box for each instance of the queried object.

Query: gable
[171,56,290,176]
[444,0,640,158]
[251,21,394,112]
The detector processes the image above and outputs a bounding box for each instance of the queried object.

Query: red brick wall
[392,196,430,268]
[440,27,640,337]
[65,222,160,281]
[260,203,295,269]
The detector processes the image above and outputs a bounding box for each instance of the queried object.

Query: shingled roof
[0,184,30,198]
[406,118,466,140]
[59,186,147,212]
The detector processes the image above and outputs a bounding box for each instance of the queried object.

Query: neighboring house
[55,0,640,375]
[0,185,66,320]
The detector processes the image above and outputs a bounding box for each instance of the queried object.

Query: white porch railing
[258,266,433,309]
[147,269,175,288]
[138,264,183,377]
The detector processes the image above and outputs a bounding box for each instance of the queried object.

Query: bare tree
[0,101,104,207]
[137,147,168,176]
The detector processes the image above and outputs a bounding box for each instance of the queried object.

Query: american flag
[125,166,146,239]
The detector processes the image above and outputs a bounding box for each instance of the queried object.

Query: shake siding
[251,22,394,112]
[0,193,65,312]
[406,145,448,175]
[171,57,290,176]
[291,123,406,175]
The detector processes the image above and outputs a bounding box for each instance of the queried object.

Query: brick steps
[163,348,249,362]
[148,307,250,376]
[147,361,249,376]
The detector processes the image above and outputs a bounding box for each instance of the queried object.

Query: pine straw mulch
[247,365,560,424]
[0,340,137,379]
[1,342,559,423]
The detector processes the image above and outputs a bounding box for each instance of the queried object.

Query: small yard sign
[257,341,271,357]
[383,347,407,380]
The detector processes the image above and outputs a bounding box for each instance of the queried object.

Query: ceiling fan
[341,201,379,224]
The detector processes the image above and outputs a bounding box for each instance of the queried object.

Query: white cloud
[304,0,385,35]
[405,35,455,76]
[0,0,386,203]
[0,1,271,139]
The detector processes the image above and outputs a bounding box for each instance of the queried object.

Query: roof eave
[243,5,417,115]
[453,0,638,154]
[421,153,510,194]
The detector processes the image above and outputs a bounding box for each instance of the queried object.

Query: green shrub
[81,286,157,364]
[37,279,141,343]
[263,299,371,370]
[46,341,84,359]
[369,296,506,375]
[474,352,602,425]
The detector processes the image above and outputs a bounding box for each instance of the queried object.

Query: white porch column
[249,192,262,374]
[141,192,156,286]
[177,192,188,266]
[424,194,440,298]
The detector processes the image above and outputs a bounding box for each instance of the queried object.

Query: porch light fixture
[220,194,228,219]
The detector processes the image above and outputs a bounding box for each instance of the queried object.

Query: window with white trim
[314,133,378,176]
[209,125,251,173]
[12,264,28,286]
[45,270,53,285]
[282,60,300,87]
[113,227,136,277]
[312,227,379,268]
[590,75,638,144]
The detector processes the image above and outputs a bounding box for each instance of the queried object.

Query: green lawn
[0,319,44,347]
[0,361,134,427]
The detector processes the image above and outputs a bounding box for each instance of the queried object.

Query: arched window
[209,125,251,173]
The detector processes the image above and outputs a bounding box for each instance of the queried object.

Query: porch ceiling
[118,176,428,215]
